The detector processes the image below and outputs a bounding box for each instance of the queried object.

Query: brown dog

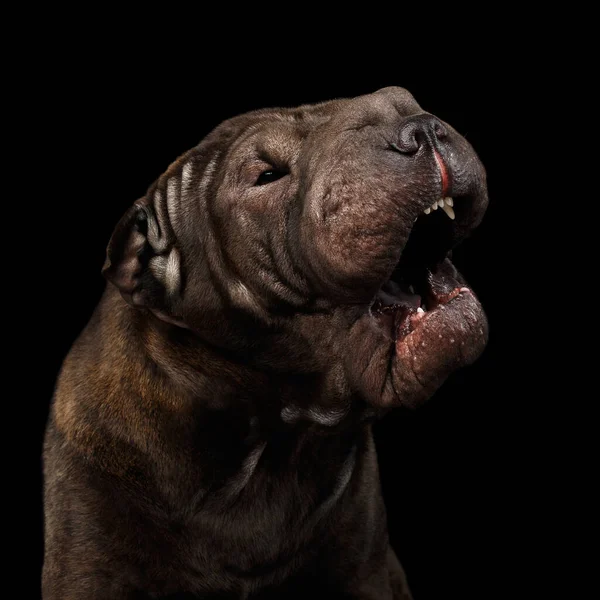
[43,87,488,599]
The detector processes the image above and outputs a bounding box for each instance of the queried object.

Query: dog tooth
[445,197,453,207]
[424,207,431,214]
[431,202,438,210]
[408,285,415,294]
[438,199,445,208]
[417,307,425,313]
[441,204,455,220]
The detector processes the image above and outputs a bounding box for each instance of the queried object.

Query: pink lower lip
[433,150,450,197]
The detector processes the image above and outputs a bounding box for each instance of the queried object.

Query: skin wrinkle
[342,123,377,134]
[166,177,180,229]
[204,239,234,311]
[222,441,268,500]
[405,338,428,392]
[211,122,317,314]
[181,161,193,198]
[202,157,256,315]
[206,154,274,315]
[264,200,310,301]
[304,443,357,527]
[358,338,379,381]
[282,207,313,301]
[253,240,304,308]
[225,132,304,310]
[388,365,403,409]
[382,344,396,401]
[240,195,299,307]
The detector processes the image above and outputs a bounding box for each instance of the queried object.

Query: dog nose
[394,114,448,154]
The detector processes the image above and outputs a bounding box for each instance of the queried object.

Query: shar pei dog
[43,86,488,599]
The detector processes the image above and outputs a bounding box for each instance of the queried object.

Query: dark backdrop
[25,49,547,600]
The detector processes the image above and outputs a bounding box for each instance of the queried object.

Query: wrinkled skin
[43,87,488,599]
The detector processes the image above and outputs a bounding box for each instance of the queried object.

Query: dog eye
[255,169,288,186]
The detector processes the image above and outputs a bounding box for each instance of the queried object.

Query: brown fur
[43,87,488,598]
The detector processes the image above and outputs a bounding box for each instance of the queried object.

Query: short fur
[43,87,488,599]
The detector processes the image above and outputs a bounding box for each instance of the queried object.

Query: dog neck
[58,288,367,519]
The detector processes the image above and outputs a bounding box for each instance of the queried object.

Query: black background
[22,36,558,600]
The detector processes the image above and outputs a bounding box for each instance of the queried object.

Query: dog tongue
[380,281,421,308]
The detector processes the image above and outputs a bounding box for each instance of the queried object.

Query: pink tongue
[379,283,421,308]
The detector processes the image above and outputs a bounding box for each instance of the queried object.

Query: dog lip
[433,149,450,198]
[393,285,471,345]
[371,260,471,343]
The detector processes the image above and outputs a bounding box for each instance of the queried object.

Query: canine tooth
[424,207,431,214]
[438,199,445,208]
[408,285,415,294]
[441,204,455,220]
[445,197,453,207]
[417,307,424,313]
[431,202,438,210]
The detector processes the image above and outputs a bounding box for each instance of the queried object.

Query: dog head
[103,87,488,420]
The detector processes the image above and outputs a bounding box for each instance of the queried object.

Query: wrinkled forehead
[209,99,353,164]
[203,88,421,167]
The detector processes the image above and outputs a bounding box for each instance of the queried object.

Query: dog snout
[394,114,448,154]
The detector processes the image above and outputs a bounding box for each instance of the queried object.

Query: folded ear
[102,194,184,324]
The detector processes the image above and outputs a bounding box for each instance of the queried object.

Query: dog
[43,86,488,599]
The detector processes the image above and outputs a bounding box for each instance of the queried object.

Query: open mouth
[343,134,489,409]
[370,192,481,346]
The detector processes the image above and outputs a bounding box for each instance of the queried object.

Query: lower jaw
[367,259,489,408]
[370,258,473,341]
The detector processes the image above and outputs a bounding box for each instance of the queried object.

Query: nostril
[392,115,448,154]
[393,122,421,154]
[414,127,429,146]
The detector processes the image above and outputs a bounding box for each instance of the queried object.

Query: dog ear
[102,194,184,325]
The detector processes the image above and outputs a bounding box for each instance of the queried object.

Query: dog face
[103,86,488,418]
